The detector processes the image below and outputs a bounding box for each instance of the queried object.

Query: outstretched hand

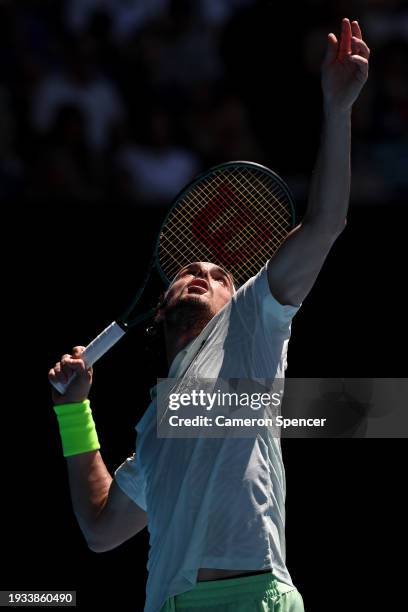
[322,18,370,113]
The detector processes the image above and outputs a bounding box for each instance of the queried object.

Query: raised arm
[267,18,370,306]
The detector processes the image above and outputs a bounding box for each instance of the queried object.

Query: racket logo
[191,183,273,266]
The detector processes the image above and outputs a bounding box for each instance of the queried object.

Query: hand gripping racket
[51,160,296,394]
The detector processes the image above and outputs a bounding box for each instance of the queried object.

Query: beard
[163,294,214,335]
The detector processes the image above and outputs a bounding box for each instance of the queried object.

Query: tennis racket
[51,160,296,394]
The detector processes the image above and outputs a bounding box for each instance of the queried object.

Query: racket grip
[50,321,127,395]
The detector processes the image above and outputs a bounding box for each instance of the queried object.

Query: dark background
[3,0,407,610]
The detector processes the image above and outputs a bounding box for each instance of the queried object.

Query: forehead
[176,261,230,276]
[168,261,236,294]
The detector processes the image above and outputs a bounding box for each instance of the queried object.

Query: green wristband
[53,399,100,457]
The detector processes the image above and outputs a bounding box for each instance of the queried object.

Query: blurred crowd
[0,0,407,207]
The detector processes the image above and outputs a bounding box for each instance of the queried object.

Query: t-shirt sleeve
[233,262,301,333]
[114,435,147,511]
[222,262,301,376]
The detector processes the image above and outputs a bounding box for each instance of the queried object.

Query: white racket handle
[50,321,126,395]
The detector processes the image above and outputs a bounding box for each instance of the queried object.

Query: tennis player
[49,18,369,612]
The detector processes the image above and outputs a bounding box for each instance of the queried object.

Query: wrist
[53,397,89,405]
[323,102,352,121]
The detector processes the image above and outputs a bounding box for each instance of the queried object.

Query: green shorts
[161,571,305,611]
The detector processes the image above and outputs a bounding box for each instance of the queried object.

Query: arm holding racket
[65,453,147,553]
[48,347,147,551]
[267,18,369,307]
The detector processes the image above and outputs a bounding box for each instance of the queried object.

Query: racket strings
[158,165,293,287]
[161,178,289,282]
[222,166,290,229]
[165,174,287,260]
[191,179,280,280]
[160,173,290,285]
[200,169,290,278]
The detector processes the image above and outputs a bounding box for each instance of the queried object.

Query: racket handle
[50,321,127,395]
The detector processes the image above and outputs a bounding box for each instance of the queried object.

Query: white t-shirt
[114,263,301,612]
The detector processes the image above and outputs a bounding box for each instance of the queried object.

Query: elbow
[82,529,104,553]
[87,542,105,554]
[304,216,347,239]
[339,217,347,232]
[325,218,347,239]
[75,515,114,554]
[326,219,347,241]
[84,530,117,553]
[333,216,348,235]
[321,220,347,243]
[87,541,111,554]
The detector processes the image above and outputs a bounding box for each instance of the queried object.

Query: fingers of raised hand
[351,20,362,40]
[340,18,352,55]
[351,36,370,59]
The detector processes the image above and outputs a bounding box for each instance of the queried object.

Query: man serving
[49,18,369,612]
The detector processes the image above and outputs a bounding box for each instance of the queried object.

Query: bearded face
[156,262,235,332]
